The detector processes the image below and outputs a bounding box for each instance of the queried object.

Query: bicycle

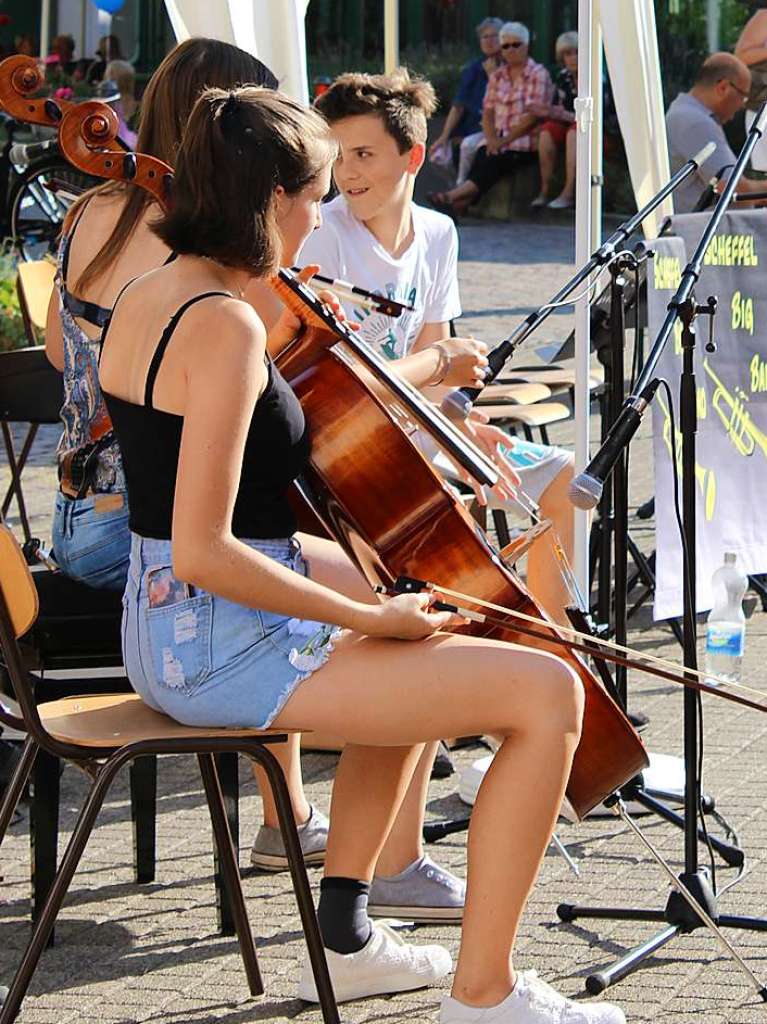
[0,112,98,262]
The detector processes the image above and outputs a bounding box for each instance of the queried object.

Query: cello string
[414,579,767,706]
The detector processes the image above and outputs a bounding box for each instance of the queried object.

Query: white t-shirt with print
[299,195,462,360]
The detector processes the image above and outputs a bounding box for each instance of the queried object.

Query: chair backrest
[17,259,56,345]
[0,524,46,739]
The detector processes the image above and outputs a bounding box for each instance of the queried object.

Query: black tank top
[102,291,310,540]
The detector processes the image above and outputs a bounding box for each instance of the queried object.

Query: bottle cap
[724,552,737,564]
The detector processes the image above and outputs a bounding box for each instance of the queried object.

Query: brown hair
[153,87,335,276]
[314,68,436,153]
[67,38,277,293]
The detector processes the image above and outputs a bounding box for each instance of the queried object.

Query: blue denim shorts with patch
[122,534,341,729]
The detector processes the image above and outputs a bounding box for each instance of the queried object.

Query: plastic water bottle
[704,552,747,687]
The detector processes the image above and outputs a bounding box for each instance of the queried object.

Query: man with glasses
[666,52,763,213]
[428,17,503,184]
[428,21,552,217]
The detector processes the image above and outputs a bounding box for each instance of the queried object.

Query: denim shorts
[122,534,341,729]
[52,491,131,590]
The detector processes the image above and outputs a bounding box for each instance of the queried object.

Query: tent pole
[384,0,399,74]
[573,0,594,595]
[40,0,51,61]
[590,3,603,247]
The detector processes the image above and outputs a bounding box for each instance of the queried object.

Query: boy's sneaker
[369,854,465,922]
[249,805,328,871]
[298,920,452,1003]
[440,970,626,1023]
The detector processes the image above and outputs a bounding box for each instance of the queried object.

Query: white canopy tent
[163,0,310,104]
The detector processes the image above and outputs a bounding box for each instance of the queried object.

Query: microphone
[9,138,56,166]
[692,163,733,214]
[441,318,533,420]
[568,382,660,510]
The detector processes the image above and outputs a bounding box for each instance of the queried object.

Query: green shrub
[0,244,33,352]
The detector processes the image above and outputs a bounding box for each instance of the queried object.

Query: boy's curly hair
[314,68,436,152]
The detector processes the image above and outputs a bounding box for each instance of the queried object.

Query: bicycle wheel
[9,155,99,262]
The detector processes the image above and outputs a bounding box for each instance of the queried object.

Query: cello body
[273,279,649,821]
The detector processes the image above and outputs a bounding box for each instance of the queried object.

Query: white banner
[647,211,767,620]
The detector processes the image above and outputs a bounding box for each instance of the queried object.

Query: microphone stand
[442,143,717,419]
[557,101,767,997]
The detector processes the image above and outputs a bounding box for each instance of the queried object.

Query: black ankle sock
[317,876,373,954]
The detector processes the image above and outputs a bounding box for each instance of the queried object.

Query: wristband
[426,342,451,386]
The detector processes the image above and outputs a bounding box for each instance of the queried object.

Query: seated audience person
[98,80,624,1024]
[531,31,578,209]
[666,52,763,212]
[103,59,138,149]
[428,17,502,184]
[50,34,77,75]
[87,34,123,84]
[428,21,552,218]
[13,35,35,57]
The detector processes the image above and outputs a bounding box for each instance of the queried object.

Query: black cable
[657,377,718,893]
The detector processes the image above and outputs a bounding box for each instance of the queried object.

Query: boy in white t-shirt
[294,67,581,927]
[303,70,576,618]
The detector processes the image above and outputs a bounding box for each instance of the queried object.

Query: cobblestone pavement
[2,219,767,1024]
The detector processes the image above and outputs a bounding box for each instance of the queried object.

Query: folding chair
[0,524,340,1024]
[0,261,60,546]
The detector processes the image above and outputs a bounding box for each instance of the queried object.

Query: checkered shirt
[483,58,553,152]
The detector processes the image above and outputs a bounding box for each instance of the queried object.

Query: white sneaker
[548,195,575,210]
[530,194,548,208]
[298,920,452,1003]
[440,970,626,1023]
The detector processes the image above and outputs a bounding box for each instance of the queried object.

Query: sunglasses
[501,41,525,49]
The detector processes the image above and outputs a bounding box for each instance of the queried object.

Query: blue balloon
[93,0,125,13]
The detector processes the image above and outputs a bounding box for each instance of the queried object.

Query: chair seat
[39,692,299,748]
[476,382,551,405]
[477,402,571,426]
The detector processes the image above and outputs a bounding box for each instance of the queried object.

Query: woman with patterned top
[428,21,552,218]
[46,39,277,591]
[530,31,578,210]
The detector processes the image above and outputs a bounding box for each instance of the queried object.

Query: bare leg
[274,536,584,1007]
[444,179,480,205]
[527,459,577,622]
[254,734,310,828]
[537,130,556,198]
[374,741,438,875]
[554,128,576,202]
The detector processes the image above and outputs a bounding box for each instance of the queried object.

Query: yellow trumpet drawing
[703,357,767,460]
[656,390,717,521]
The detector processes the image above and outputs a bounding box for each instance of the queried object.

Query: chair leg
[0,736,36,845]
[248,744,339,1024]
[0,756,123,1024]
[197,754,263,997]
[30,749,59,947]
[213,752,239,936]
[130,755,157,883]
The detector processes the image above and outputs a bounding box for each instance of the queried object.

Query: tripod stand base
[558,868,767,996]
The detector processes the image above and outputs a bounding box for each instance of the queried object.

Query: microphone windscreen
[441,388,472,422]
[568,472,603,511]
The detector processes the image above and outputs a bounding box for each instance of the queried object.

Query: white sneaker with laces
[440,970,626,1023]
[298,920,452,1003]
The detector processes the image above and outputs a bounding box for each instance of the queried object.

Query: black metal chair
[0,523,339,1024]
